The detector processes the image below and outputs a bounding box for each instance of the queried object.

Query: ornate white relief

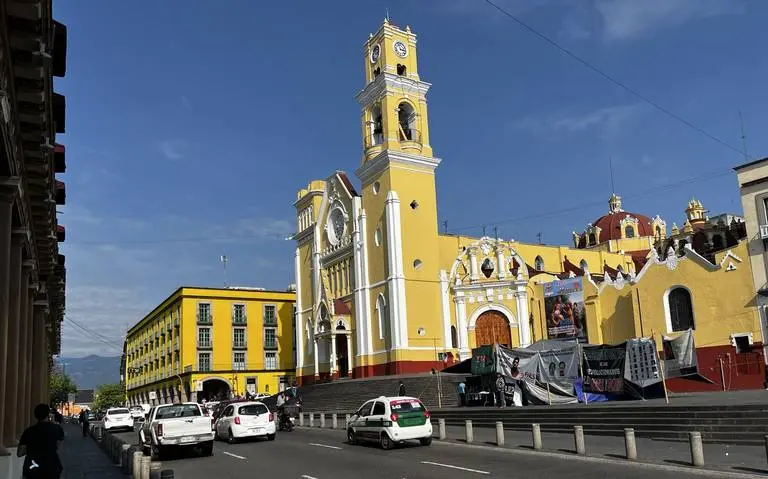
[613,272,625,290]
[665,247,679,270]
[480,241,492,256]
[726,262,737,272]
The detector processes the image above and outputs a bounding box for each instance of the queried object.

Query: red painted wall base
[665,343,765,393]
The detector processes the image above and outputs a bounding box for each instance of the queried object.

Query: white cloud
[158,140,189,160]
[595,0,745,41]
[516,103,645,139]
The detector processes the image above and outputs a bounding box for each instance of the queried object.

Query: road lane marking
[420,461,489,475]
[309,442,342,450]
[301,476,319,479]
[223,451,246,460]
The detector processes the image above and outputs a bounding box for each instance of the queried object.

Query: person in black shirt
[78,410,89,437]
[17,403,65,479]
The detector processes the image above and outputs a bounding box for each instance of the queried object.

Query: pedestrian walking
[78,409,89,438]
[17,403,65,479]
[457,381,466,407]
[494,373,506,408]
[398,381,406,396]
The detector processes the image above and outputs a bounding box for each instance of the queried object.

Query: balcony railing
[263,316,277,327]
[233,340,247,349]
[197,340,212,349]
[264,340,278,350]
[197,314,213,325]
[232,315,247,325]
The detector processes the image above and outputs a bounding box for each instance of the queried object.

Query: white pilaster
[346,334,353,375]
[496,247,507,280]
[469,248,479,283]
[515,287,531,347]
[360,208,373,355]
[455,293,469,359]
[385,191,408,349]
[352,197,372,358]
[439,270,452,349]
[330,334,337,375]
[294,248,305,370]
[313,338,319,377]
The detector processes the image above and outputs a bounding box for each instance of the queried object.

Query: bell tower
[354,19,443,362]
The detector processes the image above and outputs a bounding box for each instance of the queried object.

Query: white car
[347,396,433,450]
[103,407,134,432]
[214,401,276,443]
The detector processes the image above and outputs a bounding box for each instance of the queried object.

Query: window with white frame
[198,352,211,371]
[265,352,277,370]
[233,352,246,370]
[264,304,277,326]
[265,328,277,349]
[233,304,246,324]
[197,303,212,323]
[233,327,246,348]
[667,287,695,332]
[197,328,211,348]
[376,294,386,340]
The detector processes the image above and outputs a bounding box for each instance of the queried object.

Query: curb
[296,426,766,478]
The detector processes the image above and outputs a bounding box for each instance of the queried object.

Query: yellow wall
[125,287,295,405]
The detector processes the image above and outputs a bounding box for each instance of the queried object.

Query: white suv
[103,407,134,432]
[347,396,433,450]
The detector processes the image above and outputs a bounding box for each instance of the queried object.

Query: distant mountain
[57,355,121,390]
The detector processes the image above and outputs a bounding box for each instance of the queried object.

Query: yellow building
[125,286,296,406]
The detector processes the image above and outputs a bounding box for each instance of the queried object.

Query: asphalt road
[112,427,758,478]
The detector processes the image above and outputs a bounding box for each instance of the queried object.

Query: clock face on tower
[370,44,380,63]
[393,40,407,58]
[327,208,346,246]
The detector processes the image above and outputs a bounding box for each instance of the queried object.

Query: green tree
[49,370,77,408]
[93,383,126,411]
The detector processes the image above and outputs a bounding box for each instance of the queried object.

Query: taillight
[268,413,274,422]
[155,423,163,437]
[424,411,431,419]
[104,417,109,422]
[211,418,215,431]
[390,413,398,422]
[234,417,241,425]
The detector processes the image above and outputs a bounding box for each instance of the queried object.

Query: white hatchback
[214,401,276,443]
[347,396,433,450]
[103,407,134,432]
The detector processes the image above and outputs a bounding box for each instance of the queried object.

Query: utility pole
[220,255,229,288]
[443,220,448,234]
[536,232,543,245]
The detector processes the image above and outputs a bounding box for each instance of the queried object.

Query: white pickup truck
[139,402,214,459]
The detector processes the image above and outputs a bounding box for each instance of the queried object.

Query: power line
[63,317,123,349]
[483,0,750,159]
[63,230,289,247]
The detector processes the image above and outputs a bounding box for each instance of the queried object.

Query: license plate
[180,436,195,443]
[249,428,263,433]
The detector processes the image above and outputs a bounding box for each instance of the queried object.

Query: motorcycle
[278,406,298,432]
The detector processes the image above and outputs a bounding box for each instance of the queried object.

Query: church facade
[292,20,765,389]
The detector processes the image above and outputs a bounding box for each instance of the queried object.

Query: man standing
[457,381,466,407]
[398,381,406,396]
[18,404,65,478]
[494,373,506,408]
[78,409,90,438]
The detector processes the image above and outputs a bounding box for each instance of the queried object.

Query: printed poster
[543,278,588,341]
[582,344,626,393]
[663,329,699,378]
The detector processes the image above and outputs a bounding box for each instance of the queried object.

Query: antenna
[443,220,448,234]
[482,225,487,237]
[220,255,229,288]
[385,7,390,21]
[494,225,499,240]
[536,232,543,245]
[738,109,749,161]
[608,156,616,194]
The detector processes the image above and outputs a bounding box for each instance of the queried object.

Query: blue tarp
[574,378,609,403]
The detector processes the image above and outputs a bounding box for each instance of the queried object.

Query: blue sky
[55,0,768,356]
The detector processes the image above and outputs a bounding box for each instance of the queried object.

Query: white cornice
[292,189,323,208]
[355,72,432,107]
[356,149,441,185]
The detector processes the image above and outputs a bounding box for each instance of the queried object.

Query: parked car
[139,402,215,459]
[214,401,276,443]
[103,408,135,432]
[346,396,433,450]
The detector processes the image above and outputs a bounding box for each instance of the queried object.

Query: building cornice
[356,149,441,186]
[355,72,431,108]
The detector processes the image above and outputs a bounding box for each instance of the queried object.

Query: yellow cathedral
[292,20,765,390]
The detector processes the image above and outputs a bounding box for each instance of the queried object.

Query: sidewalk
[439,424,768,475]
[60,424,126,478]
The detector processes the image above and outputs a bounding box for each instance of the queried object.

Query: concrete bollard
[149,461,162,479]
[132,451,142,479]
[532,423,542,450]
[320,413,326,428]
[574,425,585,455]
[438,418,446,440]
[309,413,315,427]
[299,412,304,427]
[624,428,637,460]
[495,421,505,446]
[465,419,474,443]
[689,432,704,467]
[332,413,338,429]
[141,455,151,479]
[120,444,131,468]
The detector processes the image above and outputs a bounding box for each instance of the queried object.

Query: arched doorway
[335,322,349,378]
[200,378,231,402]
[475,310,512,347]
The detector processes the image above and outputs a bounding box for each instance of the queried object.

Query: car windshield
[109,409,130,415]
[390,400,425,412]
[239,404,269,416]
[155,404,201,419]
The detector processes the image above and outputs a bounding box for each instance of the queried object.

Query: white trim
[663,285,696,334]
[352,197,373,357]
[376,293,387,341]
[356,150,441,186]
[294,248,304,370]
[355,71,431,109]
[515,288,531,347]
[719,249,743,267]
[729,332,753,349]
[455,293,469,359]
[439,270,452,349]
[467,303,518,330]
[385,191,408,349]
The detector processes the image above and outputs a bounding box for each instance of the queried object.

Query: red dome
[592,211,654,243]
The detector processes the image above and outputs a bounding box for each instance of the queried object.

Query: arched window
[579,259,588,271]
[397,102,417,142]
[588,233,596,246]
[534,256,544,271]
[376,294,387,340]
[625,226,635,238]
[655,225,662,238]
[450,325,458,349]
[666,287,695,332]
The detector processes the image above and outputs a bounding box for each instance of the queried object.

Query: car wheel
[200,441,214,456]
[380,432,394,450]
[227,429,236,444]
[420,437,432,446]
[347,429,357,445]
[267,433,276,441]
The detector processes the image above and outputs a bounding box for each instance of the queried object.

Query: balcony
[398,128,423,153]
[233,340,247,350]
[760,225,768,239]
[232,315,247,325]
[264,340,278,350]
[263,316,277,327]
[197,314,213,325]
[197,340,212,349]
[363,130,385,160]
